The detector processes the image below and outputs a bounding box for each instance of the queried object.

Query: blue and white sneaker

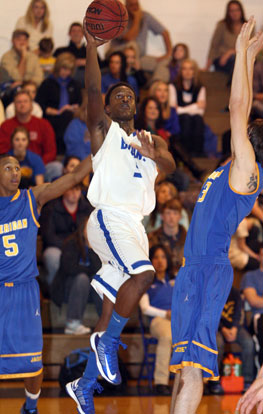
[66,377,103,414]
[20,404,38,414]
[90,331,127,385]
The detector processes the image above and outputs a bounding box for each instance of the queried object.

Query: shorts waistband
[182,256,231,266]
[0,277,37,287]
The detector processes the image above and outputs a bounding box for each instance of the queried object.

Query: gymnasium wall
[0,0,262,68]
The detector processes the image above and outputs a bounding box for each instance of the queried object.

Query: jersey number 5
[3,235,19,257]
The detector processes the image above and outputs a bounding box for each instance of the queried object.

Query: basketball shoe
[66,377,103,414]
[90,331,127,385]
[20,404,38,414]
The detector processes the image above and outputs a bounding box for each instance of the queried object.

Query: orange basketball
[85,0,128,41]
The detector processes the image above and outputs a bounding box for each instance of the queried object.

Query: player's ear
[105,105,111,115]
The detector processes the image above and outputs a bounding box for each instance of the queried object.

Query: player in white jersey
[66,19,176,414]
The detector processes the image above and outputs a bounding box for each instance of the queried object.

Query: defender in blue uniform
[170,19,263,414]
[0,153,92,414]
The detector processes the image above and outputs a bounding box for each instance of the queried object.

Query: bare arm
[157,30,172,61]
[31,155,92,212]
[243,287,263,308]
[83,18,111,155]
[237,237,259,260]
[229,18,263,193]
[122,9,143,41]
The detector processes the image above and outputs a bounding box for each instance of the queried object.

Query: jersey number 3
[3,235,19,257]
[197,181,212,203]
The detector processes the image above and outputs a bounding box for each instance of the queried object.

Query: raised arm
[229,18,263,193]
[31,155,92,212]
[82,18,111,155]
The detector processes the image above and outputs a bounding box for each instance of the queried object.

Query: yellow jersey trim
[27,190,40,228]
[170,361,219,381]
[10,190,20,202]
[192,340,218,354]
[4,282,14,287]
[0,352,42,358]
[229,161,260,195]
[0,367,43,379]
[182,257,185,267]
[172,341,189,348]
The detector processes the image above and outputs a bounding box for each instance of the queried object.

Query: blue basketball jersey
[184,161,263,258]
[0,189,39,283]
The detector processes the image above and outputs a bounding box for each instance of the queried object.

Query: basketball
[85,0,128,41]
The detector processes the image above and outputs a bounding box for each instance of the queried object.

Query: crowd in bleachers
[1,0,263,396]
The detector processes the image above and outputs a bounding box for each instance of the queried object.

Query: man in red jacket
[0,91,62,180]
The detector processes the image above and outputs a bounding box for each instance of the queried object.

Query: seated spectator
[135,96,168,140]
[204,0,246,80]
[102,51,139,99]
[36,52,82,154]
[168,43,189,84]
[63,155,81,173]
[0,90,61,181]
[210,286,255,394]
[110,0,172,83]
[229,217,260,271]
[38,37,56,77]
[143,181,189,233]
[241,244,263,366]
[40,184,93,286]
[148,198,187,274]
[8,126,45,187]
[139,244,174,395]
[51,217,101,335]
[15,0,53,53]
[123,45,147,89]
[64,95,91,160]
[5,80,43,119]
[0,29,44,87]
[169,59,206,156]
[149,80,180,141]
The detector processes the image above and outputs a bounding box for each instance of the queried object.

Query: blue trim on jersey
[131,260,152,269]
[133,173,142,178]
[93,274,117,298]
[97,210,129,273]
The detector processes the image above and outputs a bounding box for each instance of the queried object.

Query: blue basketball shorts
[87,208,155,303]
[0,278,43,379]
[170,256,233,380]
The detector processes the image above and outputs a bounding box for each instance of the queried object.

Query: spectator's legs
[42,247,62,285]
[236,327,255,383]
[66,273,91,322]
[150,316,172,386]
[216,331,225,374]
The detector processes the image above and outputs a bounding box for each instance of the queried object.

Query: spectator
[149,80,180,140]
[0,90,61,181]
[169,59,206,156]
[64,94,91,160]
[123,45,147,88]
[5,80,43,119]
[36,52,82,154]
[168,43,189,84]
[8,126,45,188]
[110,0,172,83]
[0,29,44,86]
[148,198,187,274]
[135,96,168,140]
[229,217,260,271]
[101,51,139,99]
[210,286,255,394]
[63,156,81,173]
[40,184,93,286]
[204,0,247,80]
[139,244,174,395]
[241,245,263,365]
[144,181,189,233]
[15,0,53,53]
[51,217,102,335]
[38,37,56,77]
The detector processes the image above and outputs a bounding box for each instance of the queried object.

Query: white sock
[25,389,41,399]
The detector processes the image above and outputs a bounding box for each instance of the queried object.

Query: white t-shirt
[88,121,158,220]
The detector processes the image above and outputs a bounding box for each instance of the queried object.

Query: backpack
[59,347,90,389]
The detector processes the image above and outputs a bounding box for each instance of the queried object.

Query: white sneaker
[65,322,91,335]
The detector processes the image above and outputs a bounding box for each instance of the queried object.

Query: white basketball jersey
[87,121,158,220]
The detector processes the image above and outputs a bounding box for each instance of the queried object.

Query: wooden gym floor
[0,381,258,414]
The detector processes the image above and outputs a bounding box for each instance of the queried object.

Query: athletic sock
[25,389,40,410]
[101,310,129,344]
[80,351,99,384]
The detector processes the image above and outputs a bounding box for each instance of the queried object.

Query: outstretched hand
[236,376,263,414]
[247,30,263,60]
[83,17,108,48]
[130,130,155,160]
[236,16,255,53]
